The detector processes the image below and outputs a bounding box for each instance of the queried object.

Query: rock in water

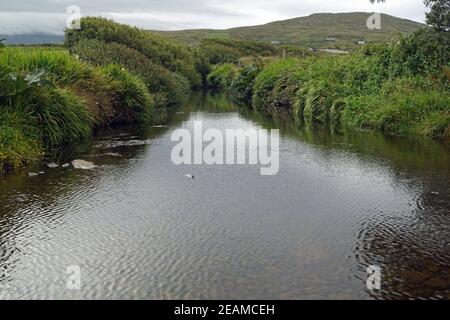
[102,152,122,157]
[28,172,39,177]
[62,163,70,168]
[71,160,97,170]
[47,163,59,168]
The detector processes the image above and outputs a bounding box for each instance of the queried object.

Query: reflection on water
[0,91,449,300]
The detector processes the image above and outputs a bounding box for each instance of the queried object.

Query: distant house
[271,40,281,45]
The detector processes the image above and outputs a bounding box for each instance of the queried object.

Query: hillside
[155,12,426,49]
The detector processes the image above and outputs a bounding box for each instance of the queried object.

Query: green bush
[101,64,154,124]
[252,59,303,113]
[200,38,279,65]
[71,39,190,109]
[0,47,157,172]
[230,64,262,103]
[342,77,450,138]
[0,66,94,146]
[206,63,238,89]
[208,27,449,139]
[65,17,201,88]
[0,112,42,173]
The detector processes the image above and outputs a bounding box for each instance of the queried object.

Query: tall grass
[0,47,155,172]
[71,39,190,109]
[206,28,450,139]
[102,64,154,124]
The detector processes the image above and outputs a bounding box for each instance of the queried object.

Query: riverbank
[1,18,203,174]
[0,47,155,173]
[206,28,450,140]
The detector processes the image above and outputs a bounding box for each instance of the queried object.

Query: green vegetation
[66,17,202,88]
[1,9,448,174]
[207,28,450,139]
[199,38,279,65]
[71,39,189,109]
[156,13,424,50]
[1,17,206,173]
[0,47,153,173]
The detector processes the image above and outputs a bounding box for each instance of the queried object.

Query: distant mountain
[154,12,426,49]
[1,34,64,45]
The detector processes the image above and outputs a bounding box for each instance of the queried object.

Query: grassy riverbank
[0,17,204,173]
[0,47,156,172]
[207,28,450,139]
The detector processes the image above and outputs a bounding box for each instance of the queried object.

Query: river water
[0,91,448,300]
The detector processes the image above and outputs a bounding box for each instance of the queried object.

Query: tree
[370,0,449,31]
[424,0,450,31]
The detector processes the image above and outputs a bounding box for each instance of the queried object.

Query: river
[0,91,448,299]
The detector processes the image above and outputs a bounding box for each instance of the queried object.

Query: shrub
[230,64,262,103]
[342,77,450,138]
[71,39,190,109]
[252,59,303,113]
[200,38,279,65]
[0,112,42,173]
[207,63,238,89]
[0,47,157,172]
[101,64,154,124]
[65,17,202,88]
[0,66,94,146]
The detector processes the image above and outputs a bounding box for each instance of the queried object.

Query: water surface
[0,92,449,299]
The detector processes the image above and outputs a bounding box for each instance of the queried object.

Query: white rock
[47,163,59,168]
[62,163,70,168]
[102,152,122,157]
[185,174,195,179]
[28,172,39,177]
[71,160,97,170]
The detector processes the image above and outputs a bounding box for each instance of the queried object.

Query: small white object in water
[47,163,59,168]
[28,172,39,177]
[185,174,195,179]
[39,172,45,174]
[102,152,122,157]
[62,163,70,168]
[431,191,440,195]
[152,125,167,128]
[71,160,97,170]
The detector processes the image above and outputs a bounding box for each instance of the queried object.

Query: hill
[154,12,426,49]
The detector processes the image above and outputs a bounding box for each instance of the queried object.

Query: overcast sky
[0,0,428,35]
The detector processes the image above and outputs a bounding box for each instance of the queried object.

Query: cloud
[0,0,427,35]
